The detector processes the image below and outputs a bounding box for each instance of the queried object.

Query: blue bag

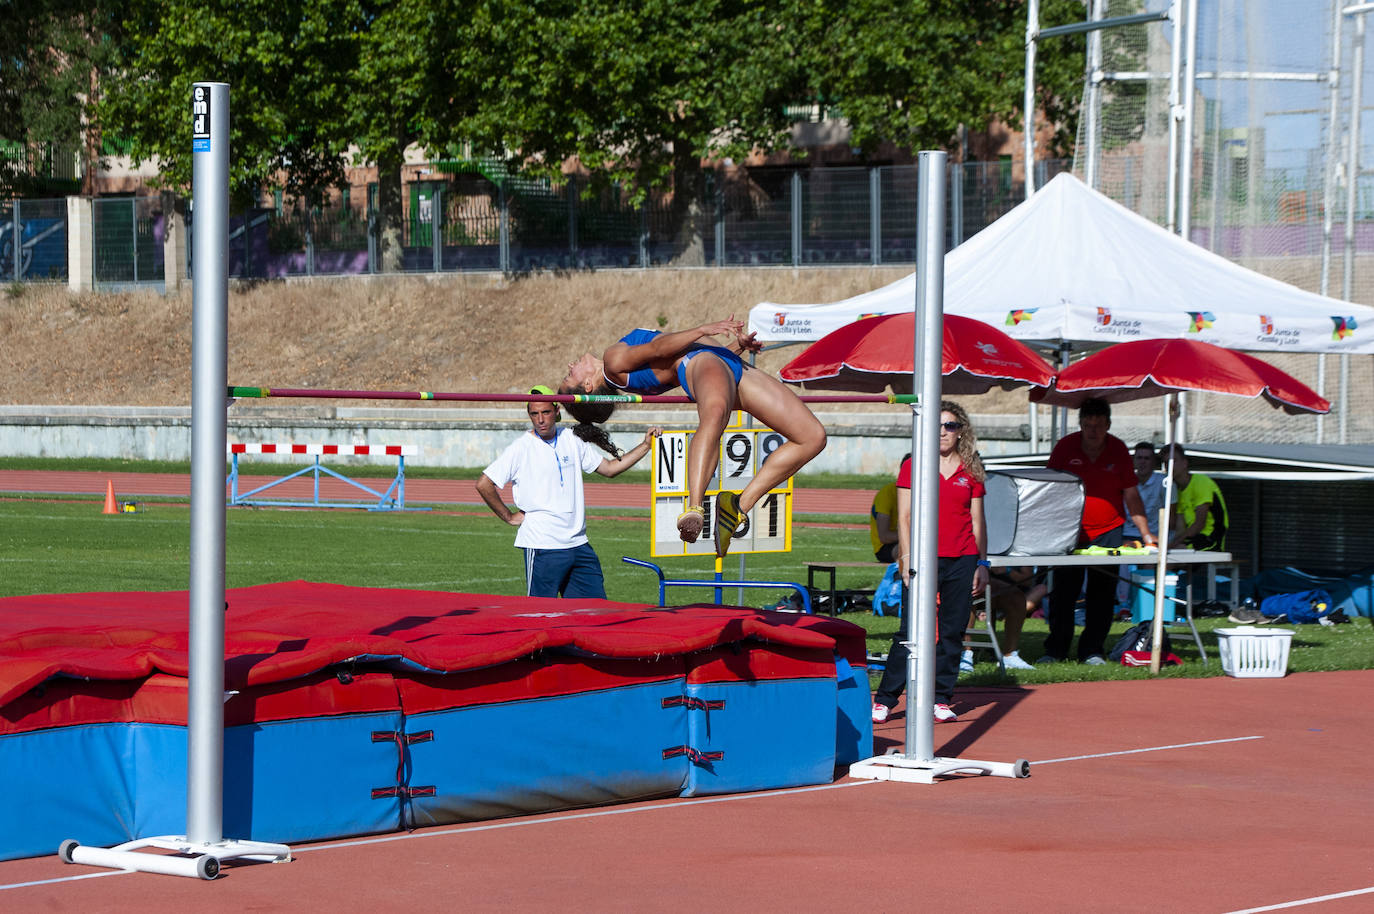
[1259,588,1334,624]
[873,563,903,616]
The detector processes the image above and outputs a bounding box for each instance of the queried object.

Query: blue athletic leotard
[607,328,744,400]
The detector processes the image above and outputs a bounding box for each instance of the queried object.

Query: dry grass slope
[7,270,1356,437]
[2,269,917,406]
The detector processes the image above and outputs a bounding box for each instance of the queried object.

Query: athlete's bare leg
[683,354,738,518]
[733,370,827,512]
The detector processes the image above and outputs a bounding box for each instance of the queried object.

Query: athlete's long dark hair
[559,382,622,457]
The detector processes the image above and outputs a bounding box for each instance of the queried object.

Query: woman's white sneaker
[1001,651,1034,670]
[871,702,890,723]
[933,703,957,723]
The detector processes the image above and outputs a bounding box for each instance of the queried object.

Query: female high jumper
[560,316,827,557]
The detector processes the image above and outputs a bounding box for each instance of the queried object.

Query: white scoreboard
[650,421,793,557]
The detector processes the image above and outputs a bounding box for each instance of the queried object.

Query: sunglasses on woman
[941,421,964,432]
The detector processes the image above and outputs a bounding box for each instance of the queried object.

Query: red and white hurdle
[227,443,421,511]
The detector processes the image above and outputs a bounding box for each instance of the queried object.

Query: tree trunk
[375,148,404,273]
[80,64,100,198]
[669,153,707,267]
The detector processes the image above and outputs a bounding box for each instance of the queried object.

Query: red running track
[1,671,1371,911]
[0,469,876,515]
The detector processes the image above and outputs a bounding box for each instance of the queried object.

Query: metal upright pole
[59,81,291,879]
[1084,0,1105,190]
[1178,0,1199,238]
[1318,0,1345,444]
[1343,12,1365,445]
[1166,0,1183,232]
[846,152,1029,784]
[1024,0,1040,199]
[902,150,947,763]
[187,80,231,847]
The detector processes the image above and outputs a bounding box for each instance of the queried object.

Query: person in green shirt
[868,454,908,563]
[1163,444,1228,551]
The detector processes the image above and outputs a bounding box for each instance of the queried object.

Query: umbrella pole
[1150,394,1180,674]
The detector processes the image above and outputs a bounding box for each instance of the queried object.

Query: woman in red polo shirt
[872,401,989,725]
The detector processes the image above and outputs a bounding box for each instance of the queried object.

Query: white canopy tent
[748,173,1374,355]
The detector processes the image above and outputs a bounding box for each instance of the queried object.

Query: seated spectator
[1122,441,1170,543]
[869,453,909,563]
[1163,444,1228,551]
[1118,441,1172,609]
[986,566,1047,670]
[965,566,1046,672]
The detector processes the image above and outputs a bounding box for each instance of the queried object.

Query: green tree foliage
[95,0,365,208]
[346,0,488,270]
[794,0,1085,157]
[0,0,118,195]
[20,0,1086,265]
[441,0,808,263]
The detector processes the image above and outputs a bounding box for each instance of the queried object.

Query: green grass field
[4,495,1370,684]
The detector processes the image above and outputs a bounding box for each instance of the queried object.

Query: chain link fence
[4,160,1068,285]
[1,198,67,282]
[92,196,167,286]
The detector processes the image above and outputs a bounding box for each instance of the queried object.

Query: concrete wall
[0,405,1054,473]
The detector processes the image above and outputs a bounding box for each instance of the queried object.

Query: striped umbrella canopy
[778,312,1056,395]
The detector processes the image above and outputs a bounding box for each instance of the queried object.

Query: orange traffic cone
[103,480,118,515]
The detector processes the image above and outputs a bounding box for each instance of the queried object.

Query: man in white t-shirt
[477,386,661,598]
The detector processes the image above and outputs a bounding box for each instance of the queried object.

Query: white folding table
[966,550,1236,665]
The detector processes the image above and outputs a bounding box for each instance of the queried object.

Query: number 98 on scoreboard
[650,423,793,557]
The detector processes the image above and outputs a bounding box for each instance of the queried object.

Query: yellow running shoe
[713,491,746,557]
[677,505,705,543]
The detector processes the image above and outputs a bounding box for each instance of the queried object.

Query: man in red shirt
[1040,398,1154,664]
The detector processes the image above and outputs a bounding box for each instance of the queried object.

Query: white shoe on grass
[1001,651,1034,670]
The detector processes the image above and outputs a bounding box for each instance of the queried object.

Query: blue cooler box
[1131,570,1178,623]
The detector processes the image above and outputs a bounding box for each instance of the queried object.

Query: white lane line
[0,780,880,890]
[1224,886,1374,913]
[0,870,130,891]
[1034,735,1263,764]
[295,779,881,853]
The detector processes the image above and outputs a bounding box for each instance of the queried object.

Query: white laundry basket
[1215,627,1295,678]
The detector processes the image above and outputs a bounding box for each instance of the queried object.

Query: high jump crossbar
[228,386,918,405]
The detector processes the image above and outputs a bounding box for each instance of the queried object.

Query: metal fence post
[432,185,442,273]
[790,171,803,266]
[951,159,965,247]
[498,181,510,273]
[366,183,377,274]
[130,198,139,283]
[568,178,578,256]
[870,167,882,265]
[639,205,649,268]
[11,199,19,281]
[714,170,726,266]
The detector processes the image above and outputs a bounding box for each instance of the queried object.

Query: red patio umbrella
[779,312,1056,394]
[1030,338,1330,415]
[1030,337,1328,673]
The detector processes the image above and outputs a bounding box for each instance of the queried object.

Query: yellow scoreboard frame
[649,417,793,557]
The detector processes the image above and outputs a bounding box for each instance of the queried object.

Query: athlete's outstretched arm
[602,318,745,378]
